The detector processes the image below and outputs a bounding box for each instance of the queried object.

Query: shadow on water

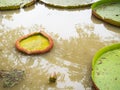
[23,4,36,12]
[91,14,120,34]
[103,23,120,34]
[0,6,34,16]
[91,14,103,25]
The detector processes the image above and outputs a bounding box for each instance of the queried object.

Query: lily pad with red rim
[92,0,120,27]
[15,31,54,54]
[39,0,98,8]
[0,0,36,10]
[91,43,120,90]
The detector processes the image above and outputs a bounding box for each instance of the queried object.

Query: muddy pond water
[0,3,120,90]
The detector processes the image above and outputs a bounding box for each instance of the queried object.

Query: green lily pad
[0,0,35,10]
[92,43,120,90]
[39,0,98,8]
[92,0,120,27]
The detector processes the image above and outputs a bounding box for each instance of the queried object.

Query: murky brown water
[0,3,120,90]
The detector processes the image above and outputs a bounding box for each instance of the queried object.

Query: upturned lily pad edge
[91,0,120,27]
[39,0,97,8]
[0,0,99,10]
[91,43,120,90]
[15,31,54,55]
[0,0,36,10]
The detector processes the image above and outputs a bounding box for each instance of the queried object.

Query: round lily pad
[0,0,36,10]
[92,0,120,27]
[15,31,54,54]
[91,43,120,90]
[39,0,98,8]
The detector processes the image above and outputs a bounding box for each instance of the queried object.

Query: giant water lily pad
[0,0,35,10]
[15,31,54,54]
[91,43,120,90]
[92,0,120,27]
[39,0,98,8]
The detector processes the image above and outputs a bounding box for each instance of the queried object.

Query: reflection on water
[0,3,120,90]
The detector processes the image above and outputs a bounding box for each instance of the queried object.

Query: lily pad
[91,43,120,90]
[0,0,36,10]
[15,31,54,54]
[39,0,98,8]
[92,0,120,27]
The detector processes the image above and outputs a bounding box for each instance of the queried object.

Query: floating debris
[0,69,25,88]
[49,72,57,83]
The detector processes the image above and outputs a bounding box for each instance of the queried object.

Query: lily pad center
[19,34,50,51]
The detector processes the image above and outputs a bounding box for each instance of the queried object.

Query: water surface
[0,3,120,90]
